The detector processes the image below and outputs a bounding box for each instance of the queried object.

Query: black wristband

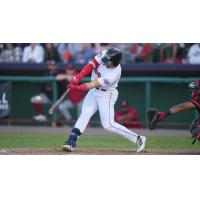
[164,110,172,117]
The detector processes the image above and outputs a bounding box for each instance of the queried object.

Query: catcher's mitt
[146,108,159,130]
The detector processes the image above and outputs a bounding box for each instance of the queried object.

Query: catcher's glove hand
[146,108,159,130]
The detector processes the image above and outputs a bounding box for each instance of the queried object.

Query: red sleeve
[78,63,94,79]
[78,58,100,79]
[190,91,200,109]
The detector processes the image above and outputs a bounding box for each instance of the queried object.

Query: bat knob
[48,109,53,115]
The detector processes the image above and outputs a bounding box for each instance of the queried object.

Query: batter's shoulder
[116,64,121,72]
[92,50,106,66]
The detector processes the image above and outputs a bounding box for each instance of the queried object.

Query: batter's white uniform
[74,50,139,144]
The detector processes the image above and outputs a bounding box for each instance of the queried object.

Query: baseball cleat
[62,139,76,152]
[136,136,146,152]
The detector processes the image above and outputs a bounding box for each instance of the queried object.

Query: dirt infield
[0,148,200,155]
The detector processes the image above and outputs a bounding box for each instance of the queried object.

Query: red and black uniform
[189,91,200,143]
[190,91,200,113]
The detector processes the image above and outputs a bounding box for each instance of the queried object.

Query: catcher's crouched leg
[190,118,200,144]
[146,108,159,130]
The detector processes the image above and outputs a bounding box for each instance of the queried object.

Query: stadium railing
[0,76,200,124]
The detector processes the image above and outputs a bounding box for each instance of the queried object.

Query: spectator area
[0,43,197,65]
[0,43,200,128]
[1,43,199,77]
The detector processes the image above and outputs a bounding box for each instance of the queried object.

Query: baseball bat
[48,88,70,115]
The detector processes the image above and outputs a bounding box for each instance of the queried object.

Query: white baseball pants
[74,89,139,144]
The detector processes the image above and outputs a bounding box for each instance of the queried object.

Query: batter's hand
[67,83,88,91]
[71,74,81,85]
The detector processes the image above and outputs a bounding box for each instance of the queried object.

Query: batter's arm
[68,80,102,91]
[85,80,101,89]
[71,58,100,85]
[79,58,101,77]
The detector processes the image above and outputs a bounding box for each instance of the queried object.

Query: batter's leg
[98,93,139,144]
[63,90,98,151]
[74,90,98,133]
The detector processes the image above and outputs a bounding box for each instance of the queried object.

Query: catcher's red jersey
[190,91,200,110]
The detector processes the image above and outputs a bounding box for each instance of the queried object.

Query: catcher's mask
[102,48,122,68]
[188,80,200,91]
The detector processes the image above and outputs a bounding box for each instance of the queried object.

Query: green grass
[0,132,199,150]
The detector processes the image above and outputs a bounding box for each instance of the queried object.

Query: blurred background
[0,43,200,129]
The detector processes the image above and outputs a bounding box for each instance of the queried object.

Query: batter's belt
[96,87,107,92]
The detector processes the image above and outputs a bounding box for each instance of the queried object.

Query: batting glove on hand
[71,74,81,85]
[67,83,88,91]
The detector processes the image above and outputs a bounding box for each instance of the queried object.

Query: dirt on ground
[0,148,200,155]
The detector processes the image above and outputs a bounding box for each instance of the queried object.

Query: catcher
[147,80,200,144]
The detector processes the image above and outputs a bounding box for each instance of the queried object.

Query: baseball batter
[62,48,146,152]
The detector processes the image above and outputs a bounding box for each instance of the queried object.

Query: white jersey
[73,48,141,148]
[90,50,121,91]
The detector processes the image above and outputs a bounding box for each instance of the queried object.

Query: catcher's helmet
[102,48,122,67]
[188,80,200,91]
